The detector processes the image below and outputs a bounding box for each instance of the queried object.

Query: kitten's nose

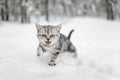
[47,39,49,41]
[45,39,51,45]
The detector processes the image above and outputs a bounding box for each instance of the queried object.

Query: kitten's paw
[48,61,56,66]
[73,52,78,58]
[37,54,43,61]
[37,54,40,56]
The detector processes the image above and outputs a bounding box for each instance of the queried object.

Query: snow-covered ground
[0,18,120,80]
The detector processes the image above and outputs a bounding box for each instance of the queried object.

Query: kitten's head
[35,23,61,46]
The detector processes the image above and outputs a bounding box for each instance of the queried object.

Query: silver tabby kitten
[35,23,77,66]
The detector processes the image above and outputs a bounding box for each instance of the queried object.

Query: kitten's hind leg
[37,46,44,60]
[68,44,77,58]
[73,52,77,58]
[48,52,59,66]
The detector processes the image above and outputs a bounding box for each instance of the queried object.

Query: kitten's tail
[68,29,74,40]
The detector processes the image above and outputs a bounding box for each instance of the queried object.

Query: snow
[0,18,120,80]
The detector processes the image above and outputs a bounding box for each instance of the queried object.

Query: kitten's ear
[35,23,42,30]
[56,24,62,32]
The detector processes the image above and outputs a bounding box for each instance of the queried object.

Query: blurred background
[0,1,120,80]
[0,0,120,23]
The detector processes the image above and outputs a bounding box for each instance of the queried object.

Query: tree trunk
[45,0,49,21]
[21,6,27,23]
[105,0,114,20]
[5,0,9,21]
[61,0,67,15]
[20,0,28,23]
[1,7,5,20]
[1,0,9,21]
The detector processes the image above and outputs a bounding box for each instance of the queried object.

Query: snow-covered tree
[0,0,120,22]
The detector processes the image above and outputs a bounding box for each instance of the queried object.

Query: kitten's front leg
[48,52,59,66]
[37,46,44,60]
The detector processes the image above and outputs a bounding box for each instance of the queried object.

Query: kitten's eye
[38,34,46,37]
[41,34,46,37]
[56,35,59,36]
[50,35,55,37]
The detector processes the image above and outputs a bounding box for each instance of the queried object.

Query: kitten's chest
[43,45,56,52]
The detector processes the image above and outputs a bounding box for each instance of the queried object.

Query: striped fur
[35,23,77,66]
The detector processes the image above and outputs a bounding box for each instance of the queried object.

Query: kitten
[35,23,77,66]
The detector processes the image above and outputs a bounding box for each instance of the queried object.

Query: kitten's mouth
[45,40,51,45]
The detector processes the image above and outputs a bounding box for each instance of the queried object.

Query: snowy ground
[0,18,120,80]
